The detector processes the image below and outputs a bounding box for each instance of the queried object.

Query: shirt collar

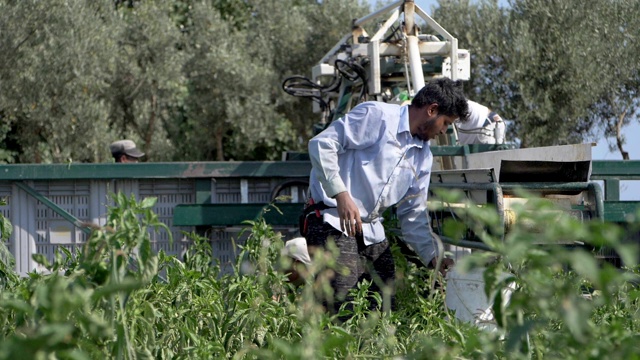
[398,105,425,148]
[398,105,410,134]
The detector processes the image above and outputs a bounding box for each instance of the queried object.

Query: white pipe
[378,41,450,56]
[370,8,400,42]
[451,38,459,80]
[404,1,415,36]
[414,5,459,80]
[354,0,403,26]
[407,35,425,92]
[414,5,455,41]
[368,40,381,94]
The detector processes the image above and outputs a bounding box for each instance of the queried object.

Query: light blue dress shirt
[308,101,438,265]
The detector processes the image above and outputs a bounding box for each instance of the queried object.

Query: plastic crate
[33,180,91,270]
[7,175,306,274]
[139,179,196,258]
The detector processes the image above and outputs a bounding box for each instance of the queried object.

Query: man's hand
[431,257,454,276]
[334,191,362,237]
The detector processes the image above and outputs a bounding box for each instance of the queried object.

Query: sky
[375,0,640,200]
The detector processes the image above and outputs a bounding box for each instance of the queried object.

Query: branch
[615,107,630,160]
[1,28,38,69]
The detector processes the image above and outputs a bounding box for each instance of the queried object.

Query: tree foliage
[433,0,640,154]
[582,0,640,159]
[0,0,369,163]
[0,1,117,163]
[0,0,638,161]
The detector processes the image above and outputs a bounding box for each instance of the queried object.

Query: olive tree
[179,1,287,161]
[0,0,116,163]
[0,0,187,163]
[582,0,640,159]
[432,0,510,115]
[105,0,187,162]
[505,0,621,147]
[0,0,371,163]
[433,0,640,152]
[177,0,369,161]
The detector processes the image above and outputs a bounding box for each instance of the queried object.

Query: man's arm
[308,123,348,198]
[395,186,436,265]
[307,103,384,235]
[395,172,453,275]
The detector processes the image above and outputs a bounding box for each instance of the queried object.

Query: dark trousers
[305,216,396,315]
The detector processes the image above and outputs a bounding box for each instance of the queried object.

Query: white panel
[3,174,307,276]
[114,179,139,199]
[32,180,91,268]
[90,180,109,227]
[240,179,249,204]
[11,182,37,275]
[442,49,471,81]
[466,144,593,182]
[0,183,12,256]
[48,220,74,244]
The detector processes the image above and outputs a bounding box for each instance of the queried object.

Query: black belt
[299,201,335,236]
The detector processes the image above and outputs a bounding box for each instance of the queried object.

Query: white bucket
[445,267,516,332]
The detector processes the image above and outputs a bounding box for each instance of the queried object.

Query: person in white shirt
[455,100,505,144]
[302,77,469,314]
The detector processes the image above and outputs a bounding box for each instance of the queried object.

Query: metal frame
[311,0,469,116]
[0,157,633,215]
[0,161,313,180]
[591,160,640,201]
[15,182,91,235]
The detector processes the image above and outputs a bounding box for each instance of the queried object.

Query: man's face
[414,104,458,141]
[120,155,140,163]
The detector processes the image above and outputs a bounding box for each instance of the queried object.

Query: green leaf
[140,197,157,209]
[1,215,12,242]
[615,244,639,268]
[570,250,600,287]
[561,295,589,343]
[91,278,144,300]
[505,319,536,353]
[32,253,51,268]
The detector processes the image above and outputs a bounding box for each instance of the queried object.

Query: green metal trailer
[0,144,638,274]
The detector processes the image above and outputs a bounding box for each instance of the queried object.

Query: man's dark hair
[411,78,469,121]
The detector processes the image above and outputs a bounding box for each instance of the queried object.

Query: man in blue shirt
[304,77,469,314]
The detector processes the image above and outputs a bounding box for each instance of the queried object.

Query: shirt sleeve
[308,103,384,198]
[395,166,438,265]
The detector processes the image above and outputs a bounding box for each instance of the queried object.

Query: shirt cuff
[323,179,347,199]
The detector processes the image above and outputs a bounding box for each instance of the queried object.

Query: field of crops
[0,192,639,359]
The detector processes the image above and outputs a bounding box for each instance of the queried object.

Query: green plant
[0,191,638,359]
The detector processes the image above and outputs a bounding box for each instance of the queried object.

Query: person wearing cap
[110,140,145,163]
[455,100,506,145]
[302,78,468,314]
[281,237,312,286]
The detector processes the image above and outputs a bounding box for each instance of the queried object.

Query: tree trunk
[144,91,157,158]
[615,110,630,160]
[215,127,224,161]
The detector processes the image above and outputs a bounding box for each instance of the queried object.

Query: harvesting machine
[281,0,637,263]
